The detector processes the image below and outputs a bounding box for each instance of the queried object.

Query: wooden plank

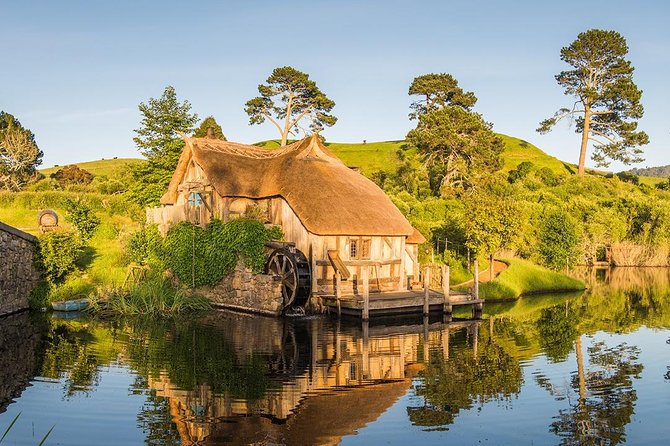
[327,249,352,280]
[442,264,451,314]
[473,259,480,300]
[423,266,430,315]
[362,266,370,320]
[335,272,342,317]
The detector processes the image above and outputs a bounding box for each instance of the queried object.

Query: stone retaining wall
[199,261,284,315]
[0,222,40,316]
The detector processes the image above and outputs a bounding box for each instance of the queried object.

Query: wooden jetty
[321,260,484,320]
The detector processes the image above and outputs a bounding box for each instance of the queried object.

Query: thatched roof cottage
[147,134,425,308]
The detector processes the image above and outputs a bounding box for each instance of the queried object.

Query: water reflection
[0,267,669,445]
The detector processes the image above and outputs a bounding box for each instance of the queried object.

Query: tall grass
[479,258,585,301]
[91,274,211,316]
[1,412,55,445]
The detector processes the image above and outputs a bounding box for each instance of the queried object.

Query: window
[350,239,358,259]
[188,192,202,207]
[349,238,371,260]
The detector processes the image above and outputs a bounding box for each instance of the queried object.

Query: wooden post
[335,272,342,317]
[423,315,430,362]
[362,320,369,378]
[423,266,430,316]
[489,253,494,281]
[473,259,480,300]
[442,325,449,359]
[441,264,451,315]
[362,266,370,320]
[472,322,479,357]
[310,244,318,299]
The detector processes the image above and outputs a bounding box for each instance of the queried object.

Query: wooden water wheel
[265,247,311,312]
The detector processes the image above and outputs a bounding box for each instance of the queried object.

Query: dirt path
[453,259,508,287]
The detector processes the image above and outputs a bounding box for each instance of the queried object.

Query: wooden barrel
[38,209,59,231]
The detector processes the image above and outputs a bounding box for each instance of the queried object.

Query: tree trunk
[578,108,591,176]
[489,253,494,281]
[575,335,586,403]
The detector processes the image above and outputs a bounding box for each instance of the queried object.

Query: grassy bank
[479,258,585,301]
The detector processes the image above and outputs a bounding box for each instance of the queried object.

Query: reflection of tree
[134,383,181,446]
[39,322,100,397]
[536,303,577,363]
[409,332,523,428]
[550,340,643,446]
[123,318,275,401]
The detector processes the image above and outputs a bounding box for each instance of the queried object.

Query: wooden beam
[327,250,351,280]
[442,264,451,314]
[362,266,370,320]
[335,272,342,317]
[423,266,430,316]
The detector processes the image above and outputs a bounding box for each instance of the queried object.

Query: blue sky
[2,0,669,170]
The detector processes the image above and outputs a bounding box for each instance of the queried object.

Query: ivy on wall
[129,219,282,288]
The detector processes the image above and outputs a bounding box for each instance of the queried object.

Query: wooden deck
[320,289,484,318]
[321,262,485,320]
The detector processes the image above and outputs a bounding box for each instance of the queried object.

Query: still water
[1,267,669,445]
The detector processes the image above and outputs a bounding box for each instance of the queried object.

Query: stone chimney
[206,127,215,138]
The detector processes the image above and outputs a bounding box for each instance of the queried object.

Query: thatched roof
[161,135,415,237]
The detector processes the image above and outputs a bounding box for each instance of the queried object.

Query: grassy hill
[40,158,145,178]
[36,135,663,185]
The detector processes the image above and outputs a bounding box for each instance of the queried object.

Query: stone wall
[0,222,40,316]
[199,261,284,315]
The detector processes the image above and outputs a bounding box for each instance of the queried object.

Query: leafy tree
[407,107,504,193]
[0,111,43,190]
[193,115,226,139]
[129,86,198,206]
[538,29,649,176]
[245,66,336,146]
[508,161,534,183]
[538,208,581,270]
[463,190,523,264]
[408,73,477,119]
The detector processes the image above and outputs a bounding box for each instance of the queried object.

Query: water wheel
[265,247,311,312]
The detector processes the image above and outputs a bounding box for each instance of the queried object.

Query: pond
[1,267,669,445]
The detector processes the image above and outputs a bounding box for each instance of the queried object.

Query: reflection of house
[146,316,482,445]
[146,135,425,297]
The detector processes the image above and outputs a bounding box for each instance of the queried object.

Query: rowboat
[51,298,90,312]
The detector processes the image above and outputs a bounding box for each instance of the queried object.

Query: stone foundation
[199,261,284,315]
[0,222,40,316]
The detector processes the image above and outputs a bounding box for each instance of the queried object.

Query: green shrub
[37,230,82,284]
[64,198,100,240]
[50,165,94,186]
[508,161,533,183]
[536,167,561,186]
[537,209,581,270]
[130,219,282,288]
[93,274,211,315]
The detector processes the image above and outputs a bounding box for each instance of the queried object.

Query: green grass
[40,158,145,178]
[497,134,576,174]
[479,258,585,301]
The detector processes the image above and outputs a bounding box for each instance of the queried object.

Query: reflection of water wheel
[265,248,311,312]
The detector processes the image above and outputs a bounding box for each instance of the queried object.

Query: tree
[245,66,336,146]
[129,86,198,206]
[463,190,523,266]
[51,165,94,186]
[193,116,226,140]
[0,111,43,190]
[538,29,649,176]
[406,107,504,192]
[538,208,582,270]
[408,73,477,119]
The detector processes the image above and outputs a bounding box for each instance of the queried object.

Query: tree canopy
[538,29,649,176]
[409,73,477,119]
[0,111,43,190]
[406,107,504,193]
[129,86,198,206]
[245,66,336,146]
[193,116,226,140]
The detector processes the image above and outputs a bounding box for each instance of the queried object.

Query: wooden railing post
[335,272,342,317]
[473,259,479,300]
[362,266,370,320]
[441,264,451,315]
[423,266,430,315]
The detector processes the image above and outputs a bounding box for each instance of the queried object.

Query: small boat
[51,298,90,312]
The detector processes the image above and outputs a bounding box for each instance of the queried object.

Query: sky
[2,0,669,170]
